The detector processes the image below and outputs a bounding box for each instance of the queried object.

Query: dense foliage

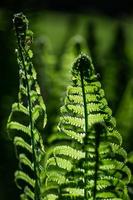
[5,13,133,200]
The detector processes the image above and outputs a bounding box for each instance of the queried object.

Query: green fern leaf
[45,54,131,199]
[7,13,47,200]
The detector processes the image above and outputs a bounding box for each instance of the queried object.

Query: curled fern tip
[73,53,96,82]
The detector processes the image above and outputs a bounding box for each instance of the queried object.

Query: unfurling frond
[7,13,47,200]
[45,54,131,199]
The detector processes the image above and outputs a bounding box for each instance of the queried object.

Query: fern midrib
[79,64,99,200]
[93,125,100,200]
[79,68,89,200]
[16,30,40,200]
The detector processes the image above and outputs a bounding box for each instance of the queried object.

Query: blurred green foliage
[0,10,133,199]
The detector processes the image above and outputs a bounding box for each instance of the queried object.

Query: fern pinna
[45,54,131,199]
[7,13,46,200]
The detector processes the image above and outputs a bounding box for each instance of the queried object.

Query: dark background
[0,0,133,17]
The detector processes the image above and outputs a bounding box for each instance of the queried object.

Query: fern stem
[79,61,89,200]
[93,123,100,200]
[15,26,40,200]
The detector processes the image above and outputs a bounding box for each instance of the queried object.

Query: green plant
[7,13,47,200]
[45,54,131,199]
[7,13,131,200]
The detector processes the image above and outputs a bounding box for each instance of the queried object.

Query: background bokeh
[0,1,133,199]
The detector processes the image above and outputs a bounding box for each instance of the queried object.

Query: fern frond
[7,13,47,200]
[45,54,131,199]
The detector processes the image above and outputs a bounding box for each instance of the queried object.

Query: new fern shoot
[7,13,47,200]
[45,54,131,199]
[7,13,131,200]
